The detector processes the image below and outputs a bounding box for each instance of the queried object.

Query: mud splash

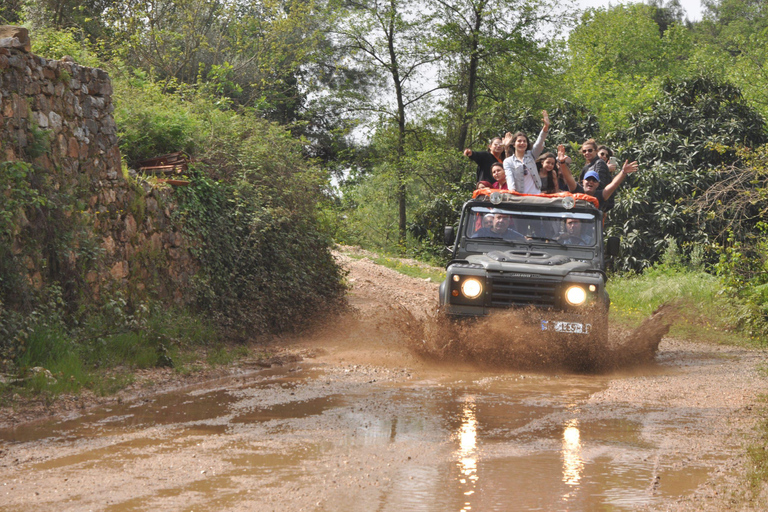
[385,303,681,373]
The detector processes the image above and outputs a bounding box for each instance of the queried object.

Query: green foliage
[608,243,757,344]
[0,158,102,333]
[563,3,694,131]
[112,70,348,340]
[29,26,101,68]
[430,0,557,150]
[103,0,328,122]
[3,288,219,396]
[0,0,23,24]
[206,344,250,367]
[176,165,346,338]
[606,76,768,271]
[112,75,201,166]
[152,100,347,338]
[371,256,445,283]
[713,230,768,339]
[409,183,471,258]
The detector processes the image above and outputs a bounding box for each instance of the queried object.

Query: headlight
[565,285,587,306]
[461,278,483,299]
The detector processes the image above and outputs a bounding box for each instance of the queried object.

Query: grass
[1,302,227,399]
[747,394,768,497]
[607,265,761,345]
[206,345,250,367]
[372,256,446,283]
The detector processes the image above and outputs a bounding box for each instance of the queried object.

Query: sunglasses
[581,148,594,154]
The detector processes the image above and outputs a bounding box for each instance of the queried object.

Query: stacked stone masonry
[0,36,195,303]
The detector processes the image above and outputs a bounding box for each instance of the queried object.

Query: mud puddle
[0,360,728,512]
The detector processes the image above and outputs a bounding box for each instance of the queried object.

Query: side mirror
[606,236,620,257]
[444,226,456,246]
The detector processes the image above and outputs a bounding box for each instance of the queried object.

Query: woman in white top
[503,110,550,195]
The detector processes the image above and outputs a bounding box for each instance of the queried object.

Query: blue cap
[584,170,600,182]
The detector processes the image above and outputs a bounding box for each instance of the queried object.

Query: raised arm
[557,145,577,192]
[531,110,550,159]
[602,160,639,199]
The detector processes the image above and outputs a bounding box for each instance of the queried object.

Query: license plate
[541,321,590,334]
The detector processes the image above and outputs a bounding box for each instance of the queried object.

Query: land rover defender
[439,189,619,336]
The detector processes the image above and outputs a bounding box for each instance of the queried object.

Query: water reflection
[456,395,478,512]
[562,418,584,499]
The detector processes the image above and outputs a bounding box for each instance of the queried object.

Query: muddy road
[1,249,767,511]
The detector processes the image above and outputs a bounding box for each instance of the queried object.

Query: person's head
[565,218,582,235]
[537,152,556,174]
[491,162,505,183]
[597,145,612,163]
[581,139,598,160]
[536,153,557,193]
[491,213,512,233]
[482,213,494,229]
[512,131,530,154]
[477,180,492,189]
[488,137,504,155]
[582,170,600,193]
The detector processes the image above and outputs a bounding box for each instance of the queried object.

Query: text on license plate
[541,321,591,334]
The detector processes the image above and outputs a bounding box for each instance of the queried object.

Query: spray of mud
[388,303,682,373]
[299,300,682,373]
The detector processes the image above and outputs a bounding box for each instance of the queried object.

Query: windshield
[464,206,598,247]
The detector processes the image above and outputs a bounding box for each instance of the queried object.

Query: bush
[607,76,768,271]
[113,76,201,166]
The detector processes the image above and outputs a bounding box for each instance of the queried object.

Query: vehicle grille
[488,273,558,308]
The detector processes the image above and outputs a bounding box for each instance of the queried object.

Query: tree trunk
[387,0,408,246]
[455,6,483,152]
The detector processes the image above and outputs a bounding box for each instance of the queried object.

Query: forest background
[2,0,768,391]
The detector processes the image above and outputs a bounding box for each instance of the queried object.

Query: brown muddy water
[0,360,726,512]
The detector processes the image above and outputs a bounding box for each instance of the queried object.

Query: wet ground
[0,343,763,511]
[1,251,766,511]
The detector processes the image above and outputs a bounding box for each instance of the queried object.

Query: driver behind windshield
[471,212,525,240]
[558,218,595,245]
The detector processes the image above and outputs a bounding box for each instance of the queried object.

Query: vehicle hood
[465,250,595,276]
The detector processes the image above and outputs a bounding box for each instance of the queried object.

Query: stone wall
[0,35,195,304]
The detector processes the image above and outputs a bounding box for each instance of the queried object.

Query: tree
[563,3,694,132]
[0,0,24,24]
[107,0,224,85]
[431,0,556,152]
[647,0,685,32]
[23,0,119,42]
[105,0,331,125]
[693,0,768,119]
[606,76,767,271]
[331,0,442,245]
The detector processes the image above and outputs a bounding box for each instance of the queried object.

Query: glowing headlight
[461,278,483,299]
[565,285,587,306]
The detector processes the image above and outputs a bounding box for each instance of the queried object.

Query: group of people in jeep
[470,209,595,246]
[463,110,639,213]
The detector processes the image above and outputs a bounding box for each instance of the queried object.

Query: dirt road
[1,249,767,511]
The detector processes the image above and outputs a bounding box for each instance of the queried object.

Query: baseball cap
[584,170,600,182]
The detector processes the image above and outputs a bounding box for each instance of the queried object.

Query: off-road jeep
[439,190,619,336]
